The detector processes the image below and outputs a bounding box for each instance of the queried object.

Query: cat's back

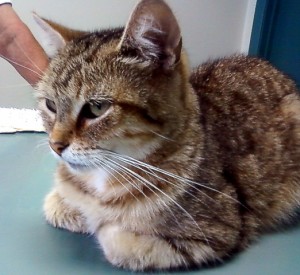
[190,55,298,109]
[190,55,300,230]
[190,55,300,138]
[190,55,300,171]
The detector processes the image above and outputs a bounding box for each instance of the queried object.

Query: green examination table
[1,94,300,275]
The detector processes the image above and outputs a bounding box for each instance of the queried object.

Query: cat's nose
[49,141,69,156]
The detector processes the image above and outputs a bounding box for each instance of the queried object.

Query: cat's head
[35,0,196,171]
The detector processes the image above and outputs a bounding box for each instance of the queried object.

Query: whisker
[149,130,175,142]
[87,158,117,197]
[102,156,188,229]
[35,137,49,150]
[0,53,43,78]
[104,156,211,246]
[102,157,154,201]
[102,157,171,220]
[108,153,212,214]
[100,158,141,203]
[15,40,45,75]
[105,151,243,208]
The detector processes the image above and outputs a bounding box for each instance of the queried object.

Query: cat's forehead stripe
[48,28,124,88]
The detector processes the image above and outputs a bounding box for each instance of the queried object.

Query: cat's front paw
[97,224,187,271]
[44,190,87,233]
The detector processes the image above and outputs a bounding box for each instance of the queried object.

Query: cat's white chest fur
[84,168,111,194]
[56,167,113,233]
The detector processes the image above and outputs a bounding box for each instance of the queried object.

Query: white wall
[0,0,256,109]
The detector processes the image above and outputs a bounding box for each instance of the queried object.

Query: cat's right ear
[33,13,66,58]
[33,13,86,58]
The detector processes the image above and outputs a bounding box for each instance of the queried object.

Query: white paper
[0,108,45,133]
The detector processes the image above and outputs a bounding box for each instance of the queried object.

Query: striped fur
[35,0,300,271]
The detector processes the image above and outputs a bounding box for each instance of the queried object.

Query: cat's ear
[33,13,86,58]
[118,0,182,70]
[33,13,66,58]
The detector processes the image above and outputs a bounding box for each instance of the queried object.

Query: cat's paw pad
[43,190,87,233]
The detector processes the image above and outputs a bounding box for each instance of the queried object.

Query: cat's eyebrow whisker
[104,155,212,246]
[0,53,43,78]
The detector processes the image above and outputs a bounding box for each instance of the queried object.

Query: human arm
[0,2,48,85]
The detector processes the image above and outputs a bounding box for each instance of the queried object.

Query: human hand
[0,3,49,85]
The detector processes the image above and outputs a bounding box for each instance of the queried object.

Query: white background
[0,0,257,109]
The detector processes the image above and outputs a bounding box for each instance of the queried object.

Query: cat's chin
[65,161,91,173]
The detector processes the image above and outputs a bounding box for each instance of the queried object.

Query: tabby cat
[34,0,300,271]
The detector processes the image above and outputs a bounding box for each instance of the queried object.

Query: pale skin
[0,4,48,85]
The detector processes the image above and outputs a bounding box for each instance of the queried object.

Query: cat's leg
[43,189,88,233]
[97,224,216,271]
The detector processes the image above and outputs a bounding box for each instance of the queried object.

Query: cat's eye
[81,101,111,119]
[45,98,57,113]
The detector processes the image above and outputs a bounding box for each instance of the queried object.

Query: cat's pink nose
[49,141,69,156]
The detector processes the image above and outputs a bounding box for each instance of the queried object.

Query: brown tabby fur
[35,0,300,271]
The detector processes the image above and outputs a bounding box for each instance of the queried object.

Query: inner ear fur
[40,18,87,42]
[118,0,182,70]
[33,13,86,58]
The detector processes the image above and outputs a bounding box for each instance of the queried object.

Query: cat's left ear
[118,0,182,70]
[33,13,86,58]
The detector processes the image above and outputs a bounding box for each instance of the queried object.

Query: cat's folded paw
[43,190,88,233]
[97,224,194,271]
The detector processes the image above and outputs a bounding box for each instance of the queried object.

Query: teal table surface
[1,133,300,275]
